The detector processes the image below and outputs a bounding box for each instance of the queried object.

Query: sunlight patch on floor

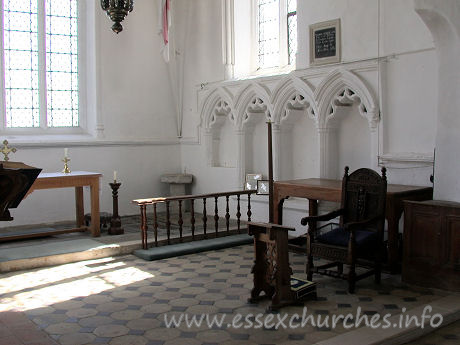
[0,257,154,312]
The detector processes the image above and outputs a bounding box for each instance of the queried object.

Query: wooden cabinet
[403,200,460,291]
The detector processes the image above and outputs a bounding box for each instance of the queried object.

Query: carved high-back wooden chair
[301,167,387,293]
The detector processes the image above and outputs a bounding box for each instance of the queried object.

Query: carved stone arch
[270,75,317,125]
[233,82,272,129]
[314,69,380,178]
[200,87,235,130]
[315,69,379,129]
[200,87,238,169]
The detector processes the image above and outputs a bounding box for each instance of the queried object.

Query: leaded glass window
[2,0,79,129]
[256,0,297,70]
[46,0,79,127]
[287,0,297,65]
[4,0,39,127]
[257,0,280,69]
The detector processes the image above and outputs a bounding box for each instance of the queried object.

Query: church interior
[0,0,459,344]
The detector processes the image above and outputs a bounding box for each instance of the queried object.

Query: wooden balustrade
[133,190,256,249]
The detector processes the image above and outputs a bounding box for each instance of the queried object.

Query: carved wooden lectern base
[248,222,316,311]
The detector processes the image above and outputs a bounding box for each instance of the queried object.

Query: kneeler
[248,222,316,311]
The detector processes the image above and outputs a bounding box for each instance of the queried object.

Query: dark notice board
[314,27,336,59]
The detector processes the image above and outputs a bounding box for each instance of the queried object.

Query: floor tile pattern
[0,245,457,345]
[404,319,460,345]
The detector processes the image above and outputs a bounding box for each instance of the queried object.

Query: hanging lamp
[101,0,134,34]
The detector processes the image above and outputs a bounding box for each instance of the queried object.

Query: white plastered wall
[180,0,440,234]
[3,0,453,231]
[1,0,181,227]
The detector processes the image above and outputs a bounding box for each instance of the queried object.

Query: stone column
[317,127,337,179]
[222,0,235,79]
[204,129,214,167]
[236,129,245,189]
[415,0,460,202]
[272,123,281,181]
[368,111,380,171]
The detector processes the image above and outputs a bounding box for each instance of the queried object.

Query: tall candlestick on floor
[108,182,124,235]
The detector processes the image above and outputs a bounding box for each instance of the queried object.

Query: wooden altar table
[27,171,102,237]
[273,178,433,273]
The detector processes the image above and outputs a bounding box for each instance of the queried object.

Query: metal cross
[1,140,17,161]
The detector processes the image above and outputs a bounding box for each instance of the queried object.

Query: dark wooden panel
[403,200,460,292]
[408,209,441,262]
[447,215,460,267]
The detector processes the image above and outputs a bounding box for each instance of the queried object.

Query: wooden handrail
[132,190,255,205]
[133,189,257,249]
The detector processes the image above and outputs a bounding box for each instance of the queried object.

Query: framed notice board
[310,19,341,66]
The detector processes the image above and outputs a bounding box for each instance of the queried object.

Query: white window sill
[1,134,180,148]
[234,64,296,81]
[2,133,94,146]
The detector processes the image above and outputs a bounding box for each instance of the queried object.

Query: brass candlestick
[62,157,71,173]
[108,182,124,235]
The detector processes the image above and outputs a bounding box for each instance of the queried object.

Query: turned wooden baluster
[166,200,171,244]
[214,196,219,235]
[202,198,207,238]
[236,194,241,233]
[153,203,158,247]
[190,199,196,241]
[178,200,183,242]
[134,190,259,248]
[140,204,148,249]
[225,195,230,233]
[247,193,252,222]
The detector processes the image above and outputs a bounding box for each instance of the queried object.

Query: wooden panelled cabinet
[403,200,460,291]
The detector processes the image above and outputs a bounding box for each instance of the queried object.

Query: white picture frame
[256,180,270,195]
[245,173,263,191]
[310,18,341,66]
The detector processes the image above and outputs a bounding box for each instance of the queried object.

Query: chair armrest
[300,209,343,226]
[343,215,383,232]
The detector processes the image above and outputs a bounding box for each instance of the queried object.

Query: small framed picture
[256,180,270,195]
[245,173,263,191]
[310,18,341,66]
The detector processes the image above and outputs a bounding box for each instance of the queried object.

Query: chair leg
[348,263,356,294]
[375,265,381,284]
[375,257,382,284]
[306,254,314,281]
[337,263,343,274]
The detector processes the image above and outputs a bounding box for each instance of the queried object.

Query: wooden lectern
[0,161,41,221]
[248,222,316,311]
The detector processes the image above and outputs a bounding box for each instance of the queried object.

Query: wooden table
[28,171,102,237]
[273,178,433,273]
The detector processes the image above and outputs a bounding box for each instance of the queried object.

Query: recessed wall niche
[279,108,318,180]
[212,116,237,168]
[335,104,372,178]
[243,98,270,178]
[203,98,238,168]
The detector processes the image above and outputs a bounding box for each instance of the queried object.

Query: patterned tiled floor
[0,244,457,345]
[404,319,460,345]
